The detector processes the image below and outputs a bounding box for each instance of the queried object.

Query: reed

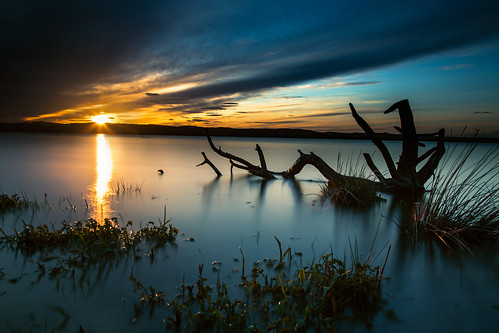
[409,141,499,252]
[112,178,143,194]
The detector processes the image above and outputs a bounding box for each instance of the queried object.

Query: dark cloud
[129,1,499,113]
[342,81,382,86]
[156,97,240,115]
[1,0,168,117]
[187,118,209,123]
[293,112,351,119]
[252,120,303,126]
[274,96,304,99]
[1,0,499,120]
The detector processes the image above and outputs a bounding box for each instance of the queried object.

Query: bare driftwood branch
[203,100,446,197]
[417,128,446,185]
[362,153,390,188]
[385,99,418,177]
[207,134,276,179]
[349,103,406,184]
[197,152,222,177]
[282,150,342,181]
[255,144,269,172]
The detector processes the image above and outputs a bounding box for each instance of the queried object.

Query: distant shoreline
[0,121,497,143]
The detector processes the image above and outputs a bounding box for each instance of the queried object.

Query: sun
[92,114,111,125]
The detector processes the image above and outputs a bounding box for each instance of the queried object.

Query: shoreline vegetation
[1,121,498,143]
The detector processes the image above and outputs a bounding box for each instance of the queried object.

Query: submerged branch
[207,134,275,179]
[196,152,222,177]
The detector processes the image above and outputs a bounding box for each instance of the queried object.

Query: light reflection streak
[92,134,113,221]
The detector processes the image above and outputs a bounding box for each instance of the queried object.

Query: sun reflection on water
[92,134,114,221]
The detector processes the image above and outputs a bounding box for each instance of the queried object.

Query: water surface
[0,132,497,332]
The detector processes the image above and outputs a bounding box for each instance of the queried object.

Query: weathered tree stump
[200,100,446,198]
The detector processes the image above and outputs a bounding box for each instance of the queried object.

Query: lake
[0,132,498,332]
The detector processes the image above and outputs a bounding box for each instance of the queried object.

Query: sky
[2,0,499,136]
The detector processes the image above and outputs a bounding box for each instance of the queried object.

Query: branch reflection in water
[92,134,114,221]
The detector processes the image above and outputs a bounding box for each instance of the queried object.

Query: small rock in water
[158,169,164,175]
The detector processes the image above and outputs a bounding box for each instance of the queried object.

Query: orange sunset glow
[3,1,498,137]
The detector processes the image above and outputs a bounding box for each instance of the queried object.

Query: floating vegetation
[0,217,179,281]
[404,141,499,252]
[131,237,390,331]
[0,192,39,213]
[320,152,382,207]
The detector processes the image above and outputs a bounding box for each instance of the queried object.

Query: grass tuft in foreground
[406,141,498,252]
[132,237,390,331]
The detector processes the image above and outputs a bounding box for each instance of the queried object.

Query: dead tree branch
[203,100,446,196]
[207,135,276,179]
[349,103,407,184]
[196,152,222,177]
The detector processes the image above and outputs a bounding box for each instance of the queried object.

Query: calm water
[0,132,498,332]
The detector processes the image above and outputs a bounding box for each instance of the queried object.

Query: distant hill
[0,121,497,143]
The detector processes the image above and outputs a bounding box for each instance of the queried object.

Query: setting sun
[92,114,111,125]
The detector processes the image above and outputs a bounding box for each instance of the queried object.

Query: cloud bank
[1,0,499,121]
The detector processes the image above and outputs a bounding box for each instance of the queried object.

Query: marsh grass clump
[407,141,499,252]
[112,178,143,195]
[135,237,390,332]
[320,152,381,207]
[320,178,380,208]
[0,217,179,280]
[1,217,177,255]
[0,192,39,213]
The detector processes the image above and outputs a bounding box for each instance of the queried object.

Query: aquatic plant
[129,237,390,331]
[1,218,177,254]
[0,217,179,281]
[0,192,39,213]
[405,141,499,252]
[112,178,143,194]
[320,152,382,207]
